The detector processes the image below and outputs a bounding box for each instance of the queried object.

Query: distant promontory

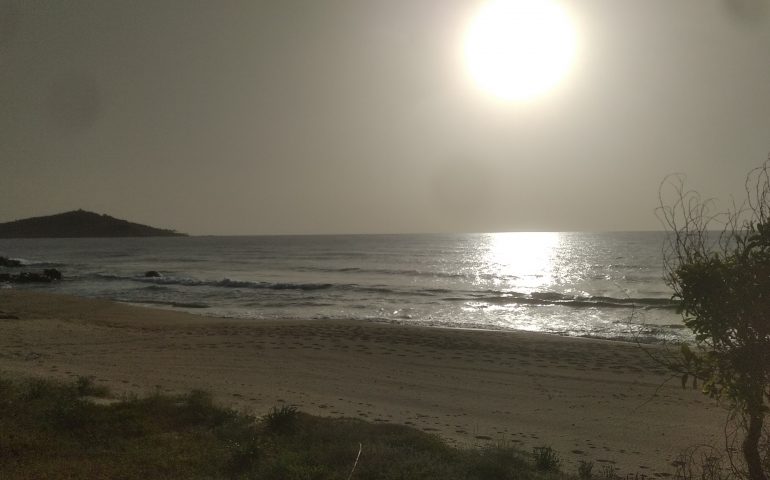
[0,210,187,238]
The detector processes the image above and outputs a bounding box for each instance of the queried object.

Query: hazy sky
[2,0,769,235]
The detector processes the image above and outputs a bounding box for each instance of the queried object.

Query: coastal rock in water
[144,270,162,278]
[0,256,22,267]
[0,269,63,283]
[15,272,53,283]
[44,268,62,280]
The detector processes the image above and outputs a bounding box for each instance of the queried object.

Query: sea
[0,232,689,343]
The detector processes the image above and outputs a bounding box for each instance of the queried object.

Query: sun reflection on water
[483,232,561,292]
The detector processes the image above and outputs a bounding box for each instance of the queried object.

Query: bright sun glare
[463,0,577,102]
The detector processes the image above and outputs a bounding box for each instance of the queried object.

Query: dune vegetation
[0,375,576,480]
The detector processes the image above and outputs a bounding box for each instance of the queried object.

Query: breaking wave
[95,273,335,291]
[92,273,677,310]
[469,292,678,310]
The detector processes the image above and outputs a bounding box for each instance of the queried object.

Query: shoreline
[98,296,684,346]
[0,290,724,475]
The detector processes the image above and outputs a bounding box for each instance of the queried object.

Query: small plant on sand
[264,404,299,434]
[625,473,650,480]
[533,445,560,471]
[672,446,733,480]
[578,460,594,480]
[599,463,618,480]
[75,375,108,397]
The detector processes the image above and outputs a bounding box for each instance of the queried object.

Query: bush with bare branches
[658,159,770,480]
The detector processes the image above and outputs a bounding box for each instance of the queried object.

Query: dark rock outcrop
[0,269,63,283]
[43,268,62,280]
[0,256,22,267]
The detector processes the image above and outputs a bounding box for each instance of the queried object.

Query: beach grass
[0,375,574,480]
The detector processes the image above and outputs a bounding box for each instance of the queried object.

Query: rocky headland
[0,210,186,238]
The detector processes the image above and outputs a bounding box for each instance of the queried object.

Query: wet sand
[0,290,724,475]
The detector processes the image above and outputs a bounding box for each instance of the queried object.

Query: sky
[1,0,769,235]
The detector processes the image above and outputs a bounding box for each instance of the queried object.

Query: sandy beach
[0,290,725,476]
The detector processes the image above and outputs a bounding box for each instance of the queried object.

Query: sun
[463,0,577,102]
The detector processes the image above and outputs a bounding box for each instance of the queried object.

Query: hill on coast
[0,210,187,238]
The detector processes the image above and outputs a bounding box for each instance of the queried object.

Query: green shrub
[660,162,770,480]
[225,433,262,476]
[533,446,560,471]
